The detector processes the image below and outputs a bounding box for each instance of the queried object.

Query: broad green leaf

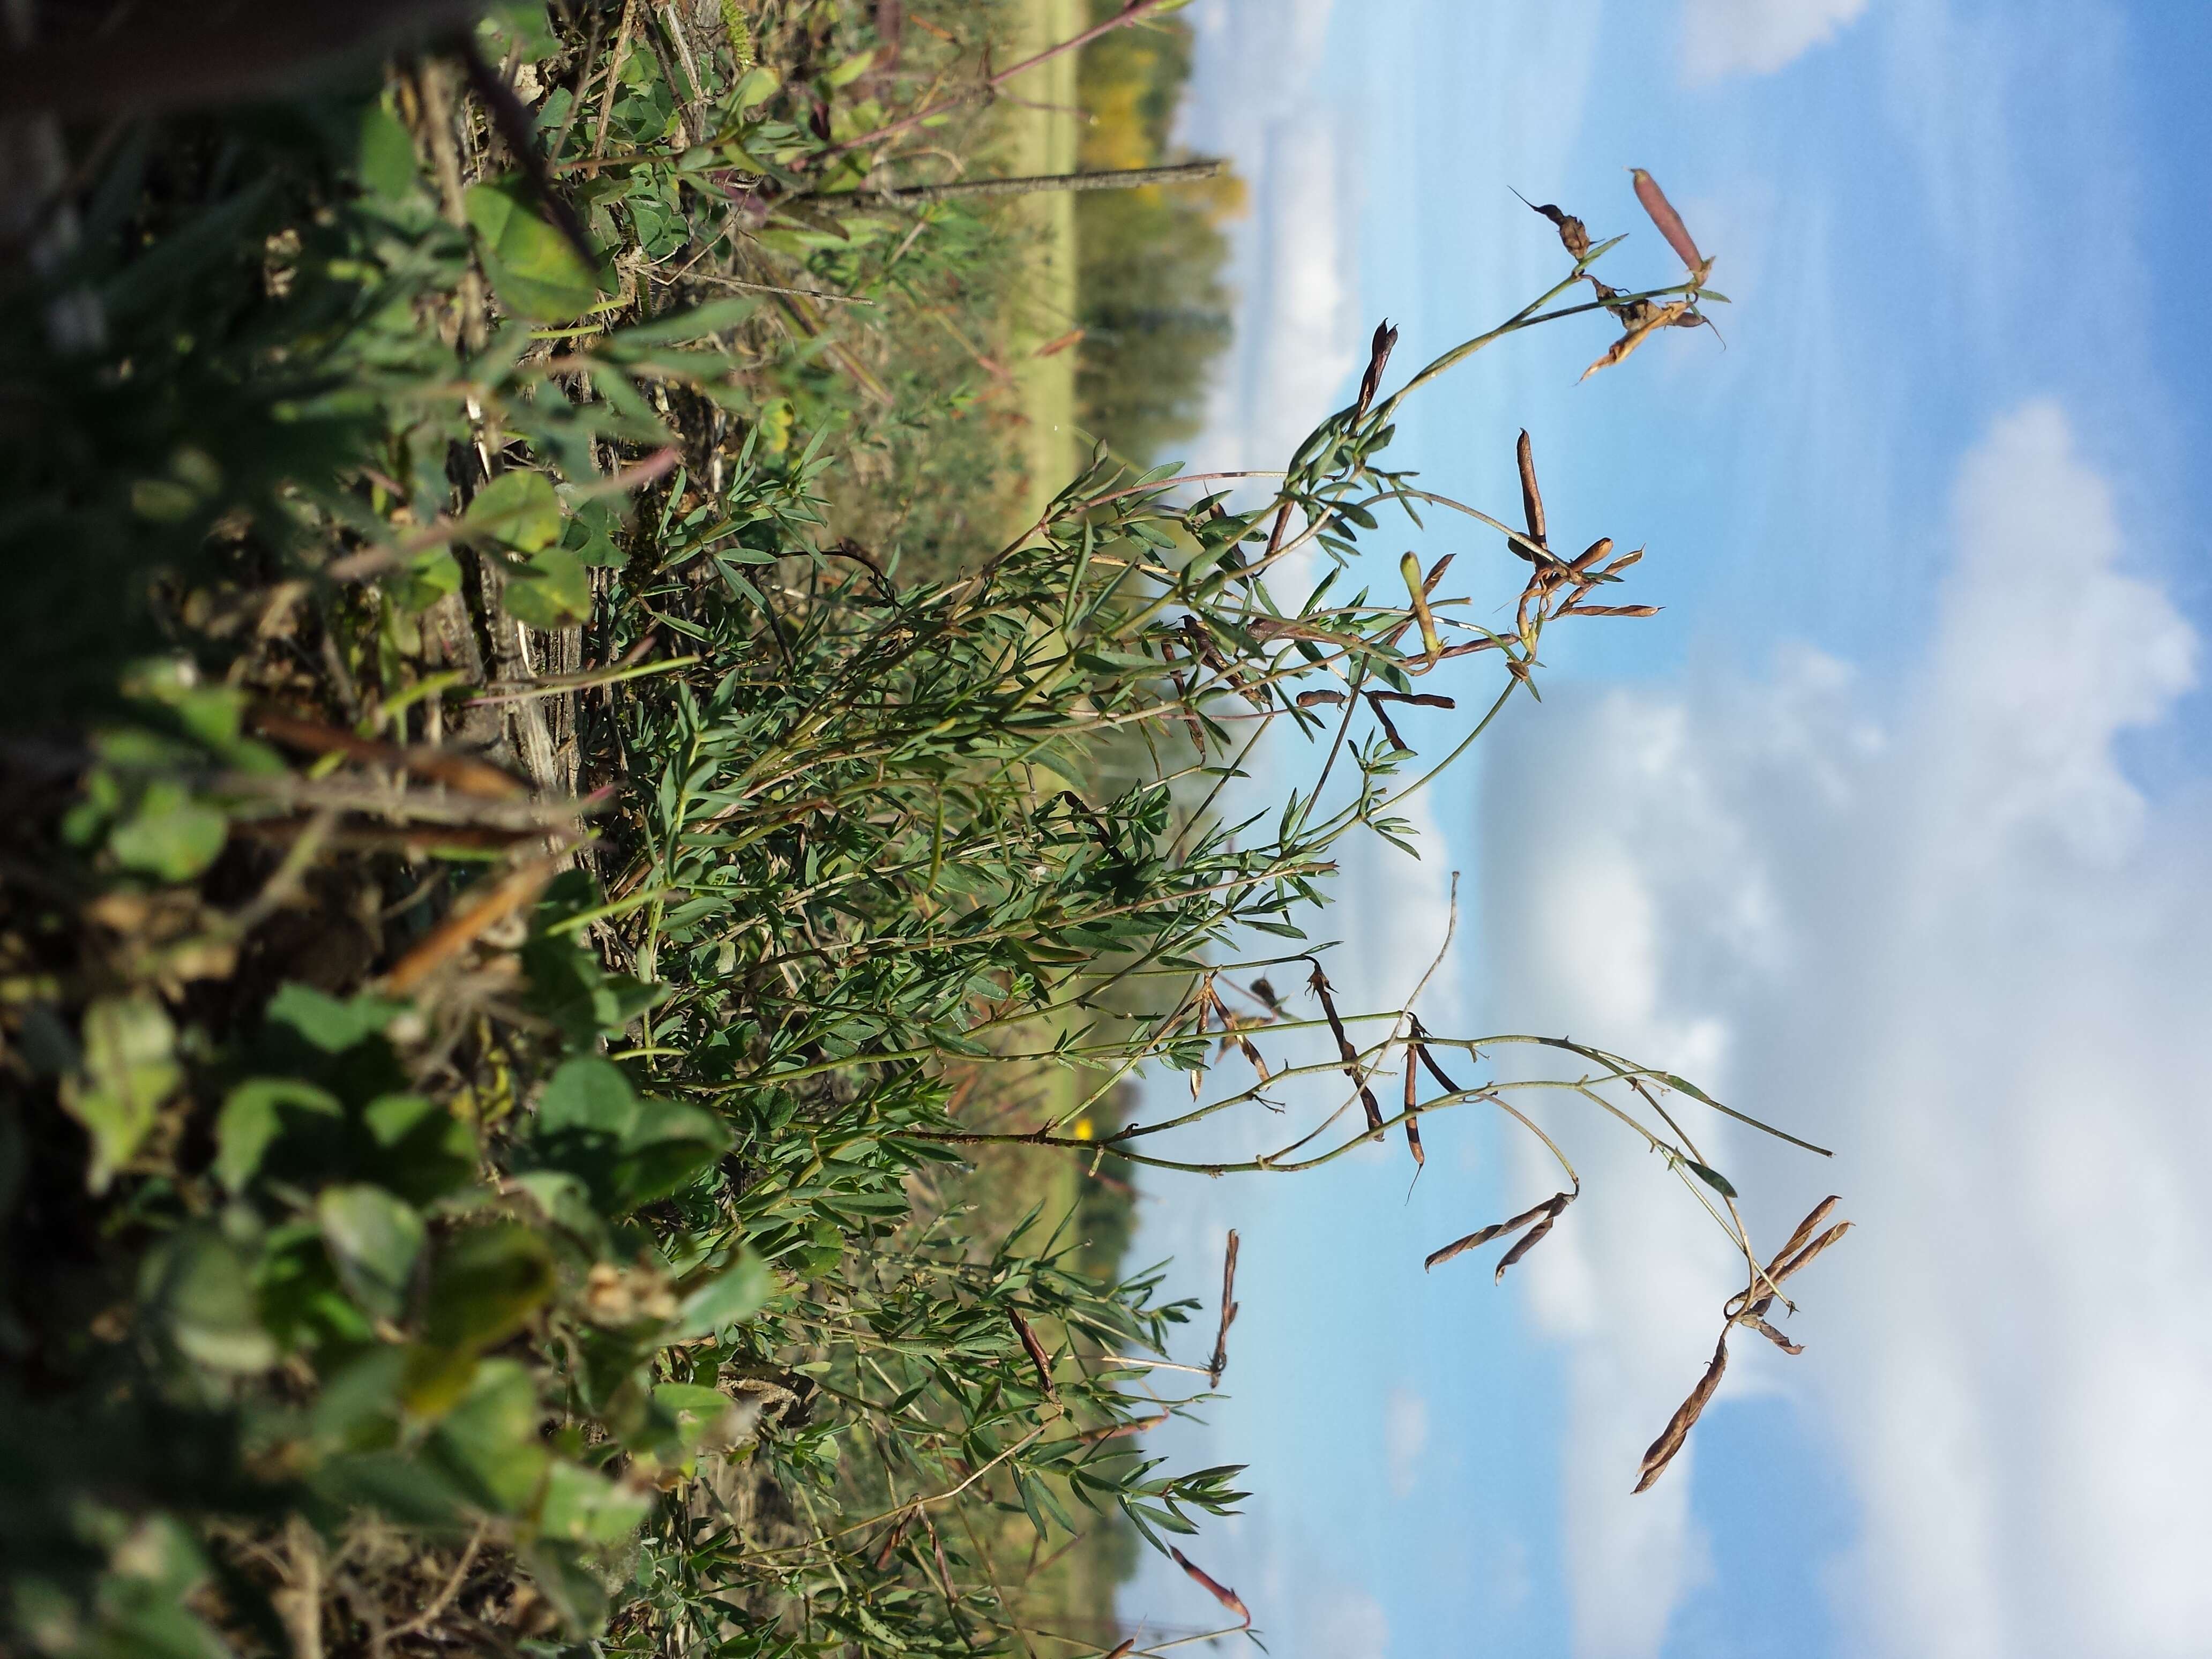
[361,1092,477,1205]
[562,502,626,568]
[651,1382,741,1453]
[670,1251,771,1340]
[62,993,181,1190]
[1685,1160,1738,1198]
[823,48,876,88]
[466,469,564,552]
[355,102,420,201]
[214,1077,343,1190]
[539,1461,651,1544]
[529,1057,730,1214]
[108,779,227,881]
[423,1223,555,1352]
[317,1184,426,1321]
[501,543,592,629]
[464,178,602,322]
[266,984,405,1054]
[430,1358,549,1513]
[146,1228,276,1373]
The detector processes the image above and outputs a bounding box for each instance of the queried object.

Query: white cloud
[1384,1387,1431,1499]
[1682,0,1869,84]
[1479,399,2212,1657]
[1177,0,1362,489]
[1308,1586,1391,1659]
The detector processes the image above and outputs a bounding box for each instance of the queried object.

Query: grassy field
[1004,0,1088,528]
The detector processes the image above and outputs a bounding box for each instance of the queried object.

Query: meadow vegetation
[0,4,1842,1656]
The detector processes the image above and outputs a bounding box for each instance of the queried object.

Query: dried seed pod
[1742,1315,1803,1355]
[1634,1332,1729,1493]
[1768,1221,1853,1289]
[1425,1192,1569,1272]
[1309,962,1386,1134]
[1411,1021,1468,1095]
[1580,300,1692,383]
[1567,536,1615,573]
[1371,691,1458,709]
[1009,1309,1056,1399]
[1402,1040,1425,1169]
[1558,603,1660,618]
[1364,692,1410,754]
[1512,188,1590,259]
[1103,1643,1138,1659]
[1355,318,1399,415]
[873,1508,917,1571]
[1765,1195,1842,1276]
[1515,429,1547,549]
[1628,168,1708,279]
[1208,1231,1240,1384]
[1078,1410,1171,1445]
[1170,1547,1252,1627]
[1296,689,1348,708]
[1493,1193,1571,1282]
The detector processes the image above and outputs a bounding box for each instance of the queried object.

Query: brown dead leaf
[1579,300,1692,383]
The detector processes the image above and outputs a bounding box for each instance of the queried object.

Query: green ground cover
[0,6,1793,1658]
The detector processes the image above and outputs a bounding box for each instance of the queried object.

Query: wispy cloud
[1479,399,2210,1657]
[1384,1387,1431,1500]
[1682,0,1870,84]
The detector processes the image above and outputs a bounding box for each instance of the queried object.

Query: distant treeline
[1075,2,1242,462]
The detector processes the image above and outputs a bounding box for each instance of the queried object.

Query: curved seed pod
[1766,1195,1842,1275]
[1634,1332,1729,1493]
[1628,168,1709,279]
[1515,430,1547,548]
[1207,1231,1240,1385]
[1170,1547,1252,1627]
[1403,1038,1425,1169]
[1768,1221,1853,1289]
[1355,319,1399,415]
[1425,1191,1570,1272]
[1009,1308,1056,1399]
[1493,1193,1571,1281]
[1309,963,1385,1134]
[1742,1314,1803,1355]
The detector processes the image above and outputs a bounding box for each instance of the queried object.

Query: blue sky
[1105,3,2212,1657]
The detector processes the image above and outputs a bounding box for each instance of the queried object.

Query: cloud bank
[1479,400,2211,1657]
[1682,0,1869,84]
